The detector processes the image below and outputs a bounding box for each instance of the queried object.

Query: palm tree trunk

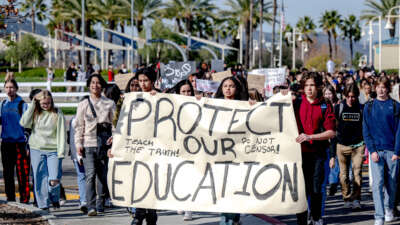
[349,33,353,64]
[271,0,277,67]
[107,20,116,65]
[176,19,183,33]
[334,35,338,58]
[327,31,332,58]
[259,0,263,68]
[121,23,126,63]
[137,19,144,33]
[31,8,35,33]
[389,20,396,38]
[76,20,82,65]
[249,0,253,69]
[85,20,91,65]
[245,20,250,68]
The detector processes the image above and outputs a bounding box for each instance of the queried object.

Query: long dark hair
[104,84,121,104]
[169,79,194,96]
[215,76,244,100]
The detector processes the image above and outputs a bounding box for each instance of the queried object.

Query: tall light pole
[385,6,400,75]
[287,28,302,71]
[236,24,243,65]
[131,0,135,72]
[81,0,85,69]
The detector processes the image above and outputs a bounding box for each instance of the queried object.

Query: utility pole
[259,0,263,68]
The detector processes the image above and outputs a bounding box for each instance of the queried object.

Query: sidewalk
[1,196,273,225]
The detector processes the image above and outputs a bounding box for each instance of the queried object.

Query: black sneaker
[329,183,338,196]
[52,202,60,210]
[80,205,88,214]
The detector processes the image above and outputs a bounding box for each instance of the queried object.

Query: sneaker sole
[88,211,97,216]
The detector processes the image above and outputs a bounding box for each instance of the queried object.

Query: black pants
[296,152,325,225]
[135,208,157,225]
[1,142,30,203]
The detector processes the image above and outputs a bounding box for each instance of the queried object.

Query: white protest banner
[108,92,307,215]
[160,61,197,89]
[196,79,220,93]
[249,68,286,97]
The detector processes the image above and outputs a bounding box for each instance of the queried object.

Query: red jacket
[294,94,336,153]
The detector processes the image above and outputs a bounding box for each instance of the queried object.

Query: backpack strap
[86,96,97,119]
[339,102,344,119]
[18,100,25,117]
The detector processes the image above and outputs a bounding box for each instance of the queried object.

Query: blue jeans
[30,149,61,209]
[73,160,86,206]
[371,150,399,220]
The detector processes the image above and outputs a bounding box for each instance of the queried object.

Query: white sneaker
[343,201,352,208]
[177,210,184,215]
[385,208,398,222]
[374,219,384,225]
[183,211,192,221]
[312,218,323,225]
[352,200,361,209]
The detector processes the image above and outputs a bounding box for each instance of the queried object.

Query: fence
[0,81,94,108]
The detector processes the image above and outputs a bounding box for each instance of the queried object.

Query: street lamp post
[385,6,400,75]
[286,28,302,71]
[81,0,85,69]
[361,18,382,71]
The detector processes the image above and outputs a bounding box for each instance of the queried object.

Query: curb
[6,201,57,225]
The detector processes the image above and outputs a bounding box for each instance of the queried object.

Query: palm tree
[320,11,334,58]
[329,10,342,58]
[362,0,400,38]
[120,0,164,33]
[164,0,216,36]
[220,0,272,68]
[20,0,48,33]
[296,16,316,44]
[340,15,361,64]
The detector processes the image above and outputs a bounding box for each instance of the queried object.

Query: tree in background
[296,16,316,44]
[20,0,48,33]
[5,34,46,66]
[329,10,342,58]
[320,11,334,58]
[340,14,361,64]
[362,0,400,38]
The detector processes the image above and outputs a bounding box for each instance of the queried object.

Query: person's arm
[20,100,36,129]
[57,111,67,158]
[362,103,377,153]
[74,101,86,154]
[394,102,400,157]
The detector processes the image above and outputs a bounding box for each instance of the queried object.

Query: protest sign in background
[108,92,307,215]
[160,61,196,89]
[196,79,220,93]
[212,70,231,82]
[211,60,224,72]
[249,68,286,97]
[115,73,135,90]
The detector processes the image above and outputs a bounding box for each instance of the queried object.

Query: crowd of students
[1,63,400,225]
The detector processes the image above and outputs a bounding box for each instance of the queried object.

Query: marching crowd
[1,61,400,225]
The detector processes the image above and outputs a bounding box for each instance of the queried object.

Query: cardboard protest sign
[114,73,135,90]
[160,61,196,89]
[108,93,307,215]
[211,60,224,72]
[249,68,286,97]
[247,74,265,94]
[196,79,220,93]
[212,70,231,82]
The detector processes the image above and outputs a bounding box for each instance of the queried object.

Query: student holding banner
[215,76,248,225]
[131,68,159,225]
[294,73,336,225]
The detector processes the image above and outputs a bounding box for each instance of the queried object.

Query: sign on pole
[249,68,286,97]
[108,92,307,215]
[160,61,196,89]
